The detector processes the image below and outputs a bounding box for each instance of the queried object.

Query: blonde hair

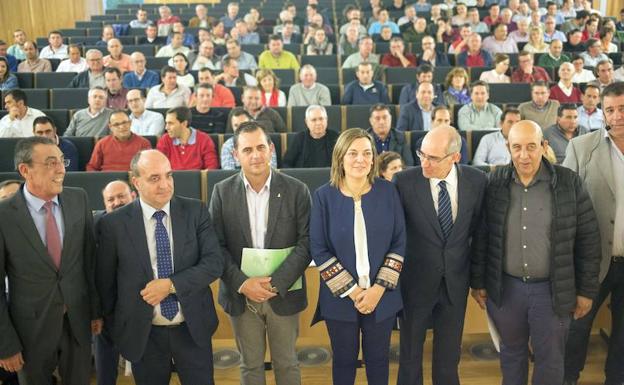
[255,69,280,92]
[529,26,547,49]
[330,128,378,187]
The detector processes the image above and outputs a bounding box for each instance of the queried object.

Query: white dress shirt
[429,164,458,222]
[0,107,45,138]
[243,171,272,249]
[56,58,88,73]
[139,199,185,325]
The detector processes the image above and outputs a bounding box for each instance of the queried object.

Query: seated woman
[523,26,549,53]
[479,53,511,83]
[378,151,405,181]
[0,57,18,91]
[310,127,405,385]
[282,105,339,168]
[172,53,195,89]
[306,28,334,55]
[443,67,471,107]
[256,69,287,107]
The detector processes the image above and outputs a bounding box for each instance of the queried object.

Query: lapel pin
[277,193,281,198]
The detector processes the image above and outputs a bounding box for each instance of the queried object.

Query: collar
[512,162,551,186]
[23,184,59,212]
[557,81,573,92]
[172,127,197,145]
[429,163,458,190]
[549,53,561,60]
[87,108,103,118]
[359,82,375,90]
[241,169,272,193]
[531,101,549,111]
[418,102,432,112]
[139,198,171,221]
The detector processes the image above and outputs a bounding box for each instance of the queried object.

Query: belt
[153,322,185,329]
[505,273,549,283]
[613,256,624,263]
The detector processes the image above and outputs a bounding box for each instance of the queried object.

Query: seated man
[213,57,257,87]
[123,52,160,88]
[366,103,414,165]
[397,82,439,131]
[188,4,214,28]
[258,35,300,71]
[222,39,258,71]
[342,35,380,70]
[221,108,278,169]
[157,106,219,170]
[594,59,615,92]
[412,105,470,164]
[64,87,112,137]
[282,105,339,168]
[192,40,221,71]
[104,67,129,109]
[233,19,260,45]
[220,1,240,30]
[129,8,153,29]
[457,80,503,131]
[579,38,609,68]
[8,29,27,60]
[166,22,195,48]
[511,51,551,83]
[87,110,152,171]
[226,86,286,132]
[103,39,132,73]
[32,116,79,171]
[145,66,191,109]
[457,33,494,67]
[518,80,560,129]
[341,62,390,105]
[56,44,88,73]
[398,63,445,106]
[95,25,115,47]
[287,64,332,107]
[156,32,192,58]
[0,89,45,138]
[196,68,235,107]
[381,37,418,68]
[472,107,521,166]
[418,36,450,67]
[0,40,18,72]
[537,39,569,68]
[576,83,604,131]
[17,41,52,73]
[69,49,106,88]
[156,5,180,36]
[137,25,167,45]
[543,104,589,163]
[190,84,227,133]
[39,30,68,59]
[127,89,165,136]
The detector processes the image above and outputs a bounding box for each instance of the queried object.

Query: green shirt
[537,53,571,68]
[258,50,300,71]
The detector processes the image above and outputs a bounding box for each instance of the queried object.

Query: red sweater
[380,53,418,67]
[157,128,219,170]
[511,66,551,83]
[86,134,151,171]
[211,84,236,107]
[549,84,582,104]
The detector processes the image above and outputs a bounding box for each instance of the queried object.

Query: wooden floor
[94,333,609,385]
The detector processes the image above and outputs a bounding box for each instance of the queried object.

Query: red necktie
[44,201,62,269]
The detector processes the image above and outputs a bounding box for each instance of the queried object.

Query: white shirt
[130,109,166,136]
[429,164,458,222]
[39,44,69,60]
[614,66,624,82]
[571,69,596,83]
[56,58,88,73]
[243,172,272,249]
[139,199,185,325]
[0,107,45,138]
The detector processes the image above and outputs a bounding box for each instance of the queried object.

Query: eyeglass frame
[416,149,455,163]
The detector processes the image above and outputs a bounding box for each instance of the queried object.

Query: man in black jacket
[470,120,601,385]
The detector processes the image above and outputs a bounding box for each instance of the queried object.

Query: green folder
[241,247,302,291]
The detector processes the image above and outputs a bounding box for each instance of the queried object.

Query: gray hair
[14,136,55,171]
[85,48,103,58]
[299,64,316,77]
[305,105,327,120]
[88,86,107,98]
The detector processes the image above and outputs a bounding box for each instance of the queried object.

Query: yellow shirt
[258,50,300,71]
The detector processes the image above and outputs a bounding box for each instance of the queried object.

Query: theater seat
[43,109,71,135]
[172,170,202,201]
[279,167,330,194]
[64,136,96,171]
[63,171,129,210]
[205,169,238,204]
[35,72,78,89]
[0,139,21,172]
[488,83,531,104]
[50,88,89,109]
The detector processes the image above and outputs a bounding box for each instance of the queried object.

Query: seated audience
[122,52,160,88]
[468,7,490,33]
[220,108,278,169]
[595,59,615,92]
[226,86,286,132]
[0,40,18,72]
[104,67,129,109]
[156,5,181,36]
[56,44,88,72]
[576,83,605,130]
[579,38,609,67]
[192,40,221,71]
[172,53,195,89]
[0,89,45,137]
[214,57,257,87]
[258,35,301,70]
[448,24,473,54]
[537,39,569,68]
[196,68,235,107]
[95,25,115,47]
[399,64,445,106]
[156,32,192,58]
[523,26,550,53]
[472,107,521,166]
[7,29,27,60]
[518,80,560,129]
[511,51,551,82]
[256,69,287,107]
[232,19,260,45]
[599,27,618,54]
[157,106,219,170]
[342,36,380,69]
[339,25,360,57]
[39,30,68,59]
[367,103,414,165]
[166,22,195,48]
[443,67,471,108]
[368,8,400,35]
[64,87,112,137]
[563,29,585,52]
[457,80,503,131]
[32,116,79,171]
[188,4,214,28]
[17,41,52,73]
[378,151,405,181]
[145,66,191,109]
[0,58,18,91]
[287,65,332,107]
[103,39,132,73]
[138,24,166,45]
[127,88,165,136]
[543,104,589,163]
[549,62,582,104]
[614,64,624,81]
[306,28,333,55]
[190,84,227,133]
[282,105,339,168]
[419,35,451,67]
[86,110,151,171]
[341,62,390,105]
[571,55,597,83]
[68,49,105,88]
[222,39,258,70]
[482,23,520,54]
[220,2,240,30]
[457,33,494,67]
[509,17,530,42]
[396,82,439,131]
[480,53,512,83]
[412,105,470,164]
[381,37,417,68]
[280,20,303,44]
[129,8,153,29]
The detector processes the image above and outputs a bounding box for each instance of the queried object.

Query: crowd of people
[1,0,624,385]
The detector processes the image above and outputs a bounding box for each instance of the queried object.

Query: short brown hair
[330,128,378,187]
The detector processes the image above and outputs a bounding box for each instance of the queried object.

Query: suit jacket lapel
[170,198,186,270]
[264,173,284,247]
[58,192,76,272]
[125,201,154,280]
[449,165,473,240]
[234,173,253,247]
[413,169,445,240]
[595,137,616,196]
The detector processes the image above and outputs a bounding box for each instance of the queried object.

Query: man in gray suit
[562,82,624,385]
[209,121,311,385]
[394,126,487,385]
[0,136,101,384]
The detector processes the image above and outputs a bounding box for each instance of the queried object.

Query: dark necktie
[438,181,453,241]
[44,201,62,270]
[153,210,178,321]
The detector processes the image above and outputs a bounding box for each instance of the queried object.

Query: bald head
[508,120,547,183]
[420,125,462,179]
[508,120,543,144]
[423,125,462,154]
[102,180,134,213]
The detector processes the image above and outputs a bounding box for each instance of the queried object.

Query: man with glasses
[68,49,105,88]
[579,39,609,68]
[0,136,102,384]
[86,110,151,171]
[64,87,112,137]
[123,52,159,89]
[33,116,79,172]
[395,125,487,385]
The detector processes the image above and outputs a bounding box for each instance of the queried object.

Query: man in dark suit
[209,121,311,385]
[0,136,101,384]
[396,82,440,132]
[394,126,487,385]
[96,149,224,385]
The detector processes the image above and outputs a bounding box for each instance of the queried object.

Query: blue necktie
[153,210,178,321]
[438,181,453,241]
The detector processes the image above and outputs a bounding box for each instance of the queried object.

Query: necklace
[343,179,370,202]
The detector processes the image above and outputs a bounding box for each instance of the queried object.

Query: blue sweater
[341,80,390,105]
[123,70,161,89]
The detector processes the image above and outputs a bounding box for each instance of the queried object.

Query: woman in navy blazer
[310,128,406,385]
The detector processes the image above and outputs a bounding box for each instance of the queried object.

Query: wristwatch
[169,281,177,295]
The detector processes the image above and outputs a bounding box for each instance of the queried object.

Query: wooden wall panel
[0,0,101,45]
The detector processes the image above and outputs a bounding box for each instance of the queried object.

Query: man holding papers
[209,121,312,385]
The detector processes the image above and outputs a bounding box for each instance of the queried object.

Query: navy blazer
[398,83,445,107]
[394,166,487,307]
[396,100,440,132]
[419,50,450,67]
[310,179,406,323]
[96,197,224,362]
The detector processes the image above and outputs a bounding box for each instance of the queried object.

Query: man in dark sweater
[341,62,390,105]
[190,84,226,133]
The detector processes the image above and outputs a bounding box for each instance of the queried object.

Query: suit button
[611,219,615,224]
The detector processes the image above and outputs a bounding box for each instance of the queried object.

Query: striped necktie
[437,181,453,241]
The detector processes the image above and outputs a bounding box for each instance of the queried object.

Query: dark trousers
[17,314,91,385]
[397,279,467,385]
[565,260,624,384]
[94,328,119,385]
[488,275,570,385]
[131,323,215,385]
[325,313,395,385]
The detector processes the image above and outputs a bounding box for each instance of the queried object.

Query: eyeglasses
[31,159,70,169]
[110,121,131,128]
[416,149,453,163]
